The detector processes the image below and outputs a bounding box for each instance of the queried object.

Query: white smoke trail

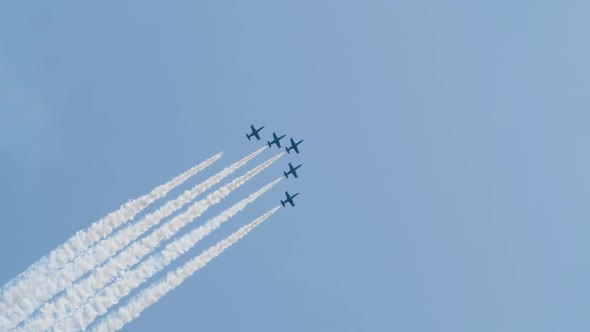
[1,148,265,330]
[49,180,281,331]
[20,163,282,331]
[0,153,221,321]
[91,206,281,332]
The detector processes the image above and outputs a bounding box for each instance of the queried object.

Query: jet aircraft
[246,125,265,141]
[285,138,304,154]
[267,132,287,148]
[283,162,302,179]
[281,191,299,207]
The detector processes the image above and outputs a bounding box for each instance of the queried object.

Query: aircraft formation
[0,127,304,332]
[247,124,303,207]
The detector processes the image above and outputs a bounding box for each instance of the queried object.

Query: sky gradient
[1,1,589,331]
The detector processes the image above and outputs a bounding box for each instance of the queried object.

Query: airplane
[285,138,304,154]
[267,132,286,148]
[283,162,302,179]
[281,191,299,207]
[246,125,265,141]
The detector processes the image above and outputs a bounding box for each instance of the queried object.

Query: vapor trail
[0,153,221,324]
[91,206,281,332]
[20,165,282,331]
[49,180,281,332]
[1,148,265,330]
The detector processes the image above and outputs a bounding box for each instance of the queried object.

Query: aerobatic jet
[285,138,304,154]
[283,162,302,179]
[281,191,299,207]
[267,132,286,148]
[246,125,265,140]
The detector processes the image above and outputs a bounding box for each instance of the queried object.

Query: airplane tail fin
[281,200,286,207]
[246,134,252,140]
[286,146,292,154]
[267,141,272,148]
[283,171,289,178]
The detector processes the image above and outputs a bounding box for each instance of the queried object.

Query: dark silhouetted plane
[283,162,302,179]
[267,132,286,148]
[281,191,299,207]
[246,125,265,140]
[285,138,304,154]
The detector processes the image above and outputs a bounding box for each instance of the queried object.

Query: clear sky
[1,1,589,331]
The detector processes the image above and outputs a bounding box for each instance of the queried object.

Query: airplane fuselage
[284,163,302,179]
[246,125,264,140]
[281,191,299,207]
[285,138,304,154]
[267,133,286,148]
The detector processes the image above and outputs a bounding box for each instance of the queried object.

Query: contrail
[1,148,266,330]
[91,206,281,332]
[19,169,282,331]
[0,153,221,321]
[48,180,282,332]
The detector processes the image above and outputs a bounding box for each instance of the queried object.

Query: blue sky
[1,1,589,331]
